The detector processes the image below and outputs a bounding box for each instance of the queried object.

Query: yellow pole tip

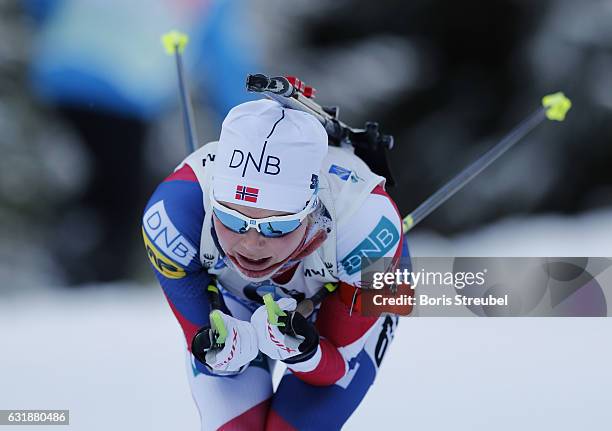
[402,215,414,234]
[161,30,189,55]
[542,92,572,121]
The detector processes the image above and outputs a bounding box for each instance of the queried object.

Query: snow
[1,209,611,430]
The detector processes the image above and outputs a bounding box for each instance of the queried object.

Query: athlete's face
[213,201,309,276]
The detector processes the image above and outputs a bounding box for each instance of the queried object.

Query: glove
[250,295,319,364]
[192,310,259,373]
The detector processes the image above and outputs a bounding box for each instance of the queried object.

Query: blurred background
[1,0,611,430]
[1,0,611,288]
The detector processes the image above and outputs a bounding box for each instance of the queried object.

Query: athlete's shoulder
[336,185,403,284]
[142,164,204,278]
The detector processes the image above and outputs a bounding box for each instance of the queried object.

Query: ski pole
[163,30,226,357]
[162,29,221,311]
[246,74,572,234]
[293,93,571,316]
[401,92,572,233]
[162,30,198,154]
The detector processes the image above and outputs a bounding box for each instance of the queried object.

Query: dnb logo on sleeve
[341,216,400,275]
[142,201,197,279]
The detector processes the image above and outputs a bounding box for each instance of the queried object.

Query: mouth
[232,253,274,271]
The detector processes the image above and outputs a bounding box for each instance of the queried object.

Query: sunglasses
[210,191,319,238]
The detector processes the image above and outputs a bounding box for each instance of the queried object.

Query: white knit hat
[212,99,328,212]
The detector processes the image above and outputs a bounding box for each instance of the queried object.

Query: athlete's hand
[193,310,259,373]
[250,295,320,364]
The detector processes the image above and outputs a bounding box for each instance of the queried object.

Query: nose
[241,227,267,249]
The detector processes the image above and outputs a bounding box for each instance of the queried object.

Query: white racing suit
[142,143,410,430]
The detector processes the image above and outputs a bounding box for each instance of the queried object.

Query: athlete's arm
[288,184,406,386]
[142,165,219,376]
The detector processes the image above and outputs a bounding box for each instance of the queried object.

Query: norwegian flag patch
[235,185,259,203]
